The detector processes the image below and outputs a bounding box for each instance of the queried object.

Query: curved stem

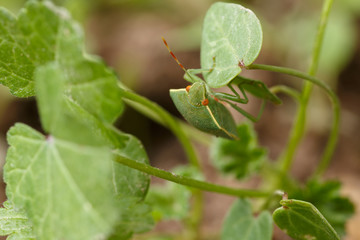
[249,0,334,176]
[248,64,340,178]
[270,85,301,102]
[114,153,271,198]
[118,86,205,239]
[119,89,201,169]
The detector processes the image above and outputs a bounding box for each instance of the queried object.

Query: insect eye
[202,99,209,106]
[186,85,192,92]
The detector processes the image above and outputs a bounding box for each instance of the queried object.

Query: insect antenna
[161,37,197,83]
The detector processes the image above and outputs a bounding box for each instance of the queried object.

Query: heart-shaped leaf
[5,123,120,240]
[201,2,263,88]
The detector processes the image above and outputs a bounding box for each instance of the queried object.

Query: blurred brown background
[0,0,359,239]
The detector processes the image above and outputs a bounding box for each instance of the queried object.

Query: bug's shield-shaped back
[170,84,238,140]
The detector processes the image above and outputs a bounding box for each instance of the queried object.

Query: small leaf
[201,2,263,88]
[273,199,340,240]
[5,123,120,240]
[211,122,267,179]
[0,201,35,239]
[222,198,272,240]
[289,179,355,236]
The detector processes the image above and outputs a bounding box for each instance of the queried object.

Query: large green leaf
[201,2,263,88]
[35,62,150,200]
[0,1,123,123]
[211,122,267,179]
[0,201,35,240]
[273,199,340,240]
[4,123,120,240]
[222,198,272,240]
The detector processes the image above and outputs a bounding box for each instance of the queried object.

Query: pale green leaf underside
[0,1,123,123]
[35,63,150,199]
[222,199,272,240]
[5,123,120,240]
[273,199,340,240]
[201,2,263,88]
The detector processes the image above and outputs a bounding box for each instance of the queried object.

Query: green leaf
[0,201,35,239]
[145,166,202,221]
[222,198,272,240]
[35,62,150,200]
[108,199,154,240]
[201,2,263,88]
[112,133,150,200]
[0,1,123,123]
[273,199,340,240]
[289,179,355,236]
[211,122,267,179]
[4,123,120,240]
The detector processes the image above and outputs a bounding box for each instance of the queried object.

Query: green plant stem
[248,64,339,177]
[253,0,334,176]
[270,85,301,102]
[119,89,201,169]
[114,154,271,198]
[118,87,205,239]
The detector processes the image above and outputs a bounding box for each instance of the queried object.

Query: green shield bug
[170,82,238,140]
[162,35,279,139]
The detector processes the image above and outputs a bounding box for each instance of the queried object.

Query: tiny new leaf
[222,198,272,240]
[273,199,340,240]
[201,2,263,88]
[211,122,267,179]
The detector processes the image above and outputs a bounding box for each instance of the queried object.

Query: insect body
[162,37,280,139]
[170,82,238,140]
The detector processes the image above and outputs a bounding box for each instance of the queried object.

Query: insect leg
[225,100,266,122]
[214,85,248,104]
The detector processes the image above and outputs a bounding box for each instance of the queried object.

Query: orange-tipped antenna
[162,36,188,73]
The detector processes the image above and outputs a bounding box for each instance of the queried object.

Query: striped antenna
[162,37,196,82]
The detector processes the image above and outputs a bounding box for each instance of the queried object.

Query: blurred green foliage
[289,179,355,236]
[211,122,268,179]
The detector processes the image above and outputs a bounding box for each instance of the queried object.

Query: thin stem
[265,0,334,175]
[119,89,201,169]
[118,86,205,239]
[248,64,340,178]
[270,85,301,102]
[113,153,271,198]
